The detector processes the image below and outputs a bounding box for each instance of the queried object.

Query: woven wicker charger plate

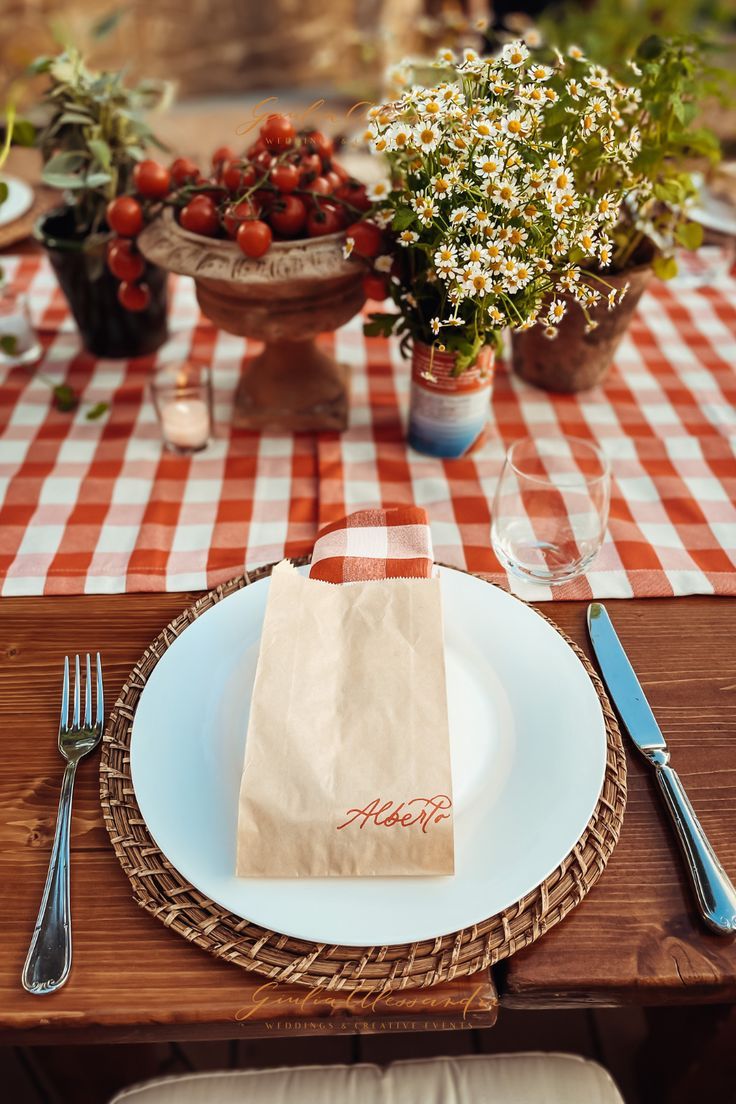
[100,560,626,994]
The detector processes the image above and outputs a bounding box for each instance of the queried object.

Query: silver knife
[588,602,736,936]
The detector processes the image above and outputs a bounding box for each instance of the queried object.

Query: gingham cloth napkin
[309,506,434,583]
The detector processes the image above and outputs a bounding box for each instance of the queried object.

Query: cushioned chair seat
[110,1053,625,1103]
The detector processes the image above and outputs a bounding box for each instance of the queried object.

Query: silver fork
[22,654,104,995]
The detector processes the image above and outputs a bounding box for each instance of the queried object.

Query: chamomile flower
[374,254,393,273]
[397,230,419,247]
[568,45,585,60]
[415,123,441,152]
[342,237,355,259]
[367,179,391,202]
[434,245,459,276]
[544,325,559,340]
[547,299,567,322]
[430,317,441,335]
[474,152,504,178]
[463,269,492,297]
[566,78,584,100]
[529,63,553,82]
[502,40,529,67]
[492,179,518,208]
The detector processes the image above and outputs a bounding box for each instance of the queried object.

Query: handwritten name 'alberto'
[337,795,452,833]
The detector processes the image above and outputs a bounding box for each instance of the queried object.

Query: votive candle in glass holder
[151,363,213,454]
[0,289,42,367]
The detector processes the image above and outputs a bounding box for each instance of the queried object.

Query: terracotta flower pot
[407,341,495,458]
[510,260,653,393]
[138,210,365,432]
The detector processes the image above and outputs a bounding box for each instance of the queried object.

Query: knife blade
[587,602,736,936]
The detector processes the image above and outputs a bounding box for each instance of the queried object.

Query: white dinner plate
[0,176,33,229]
[130,566,607,946]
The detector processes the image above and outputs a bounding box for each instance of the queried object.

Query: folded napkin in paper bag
[236,509,454,877]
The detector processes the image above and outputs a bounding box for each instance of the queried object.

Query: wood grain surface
[0,591,734,1042]
[504,596,736,1008]
[0,591,497,1044]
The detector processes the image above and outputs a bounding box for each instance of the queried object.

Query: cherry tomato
[117,281,150,312]
[223,198,259,239]
[324,170,342,191]
[298,153,322,180]
[346,220,383,258]
[306,203,343,237]
[211,145,235,169]
[303,129,334,158]
[169,157,199,186]
[107,239,145,282]
[247,138,267,158]
[260,113,296,150]
[223,161,256,192]
[363,273,388,300]
[179,197,219,236]
[106,195,143,237]
[331,160,350,182]
[269,195,307,237]
[237,218,273,258]
[305,175,331,196]
[270,162,300,193]
[335,181,371,212]
[253,151,274,176]
[133,159,171,199]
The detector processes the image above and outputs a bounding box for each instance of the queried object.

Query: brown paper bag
[236,560,454,877]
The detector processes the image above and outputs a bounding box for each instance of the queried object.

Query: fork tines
[60,653,104,732]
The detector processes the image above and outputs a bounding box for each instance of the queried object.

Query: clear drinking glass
[491,436,611,584]
[151,362,213,455]
[0,289,42,367]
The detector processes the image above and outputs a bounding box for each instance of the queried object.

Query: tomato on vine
[180,196,219,236]
[269,195,307,236]
[106,196,144,237]
[133,159,171,199]
[261,113,296,150]
[107,239,145,281]
[237,219,273,257]
[117,281,151,312]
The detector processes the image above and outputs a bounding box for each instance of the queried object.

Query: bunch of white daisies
[359,41,648,366]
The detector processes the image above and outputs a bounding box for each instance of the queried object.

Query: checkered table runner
[1,254,735,599]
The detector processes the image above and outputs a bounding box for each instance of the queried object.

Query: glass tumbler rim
[505,435,610,490]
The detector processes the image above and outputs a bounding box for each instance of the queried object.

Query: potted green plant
[30,48,171,358]
[353,43,645,455]
[507,35,725,392]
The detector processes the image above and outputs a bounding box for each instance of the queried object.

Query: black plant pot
[35,207,168,358]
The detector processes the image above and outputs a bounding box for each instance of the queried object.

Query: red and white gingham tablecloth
[1,254,735,600]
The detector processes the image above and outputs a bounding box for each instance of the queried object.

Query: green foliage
[539,0,735,73]
[30,48,171,238]
[529,35,727,270]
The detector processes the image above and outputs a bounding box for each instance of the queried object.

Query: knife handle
[654,763,736,935]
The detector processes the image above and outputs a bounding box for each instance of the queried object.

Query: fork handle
[655,763,736,935]
[22,760,77,994]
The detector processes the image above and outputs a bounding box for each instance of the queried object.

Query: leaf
[0,334,18,356]
[12,119,36,146]
[85,401,109,421]
[652,254,678,281]
[676,221,704,250]
[43,150,87,174]
[0,181,8,206]
[58,110,95,126]
[363,312,400,338]
[91,7,128,40]
[88,137,112,169]
[85,171,113,187]
[637,35,665,61]
[392,208,416,231]
[52,384,79,412]
[41,171,86,190]
[28,55,52,74]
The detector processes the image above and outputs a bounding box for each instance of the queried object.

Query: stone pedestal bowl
[139,209,365,431]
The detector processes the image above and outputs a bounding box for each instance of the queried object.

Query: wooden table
[1,592,734,1045]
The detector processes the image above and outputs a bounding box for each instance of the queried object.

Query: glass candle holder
[0,289,42,367]
[491,436,611,584]
[151,363,213,454]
